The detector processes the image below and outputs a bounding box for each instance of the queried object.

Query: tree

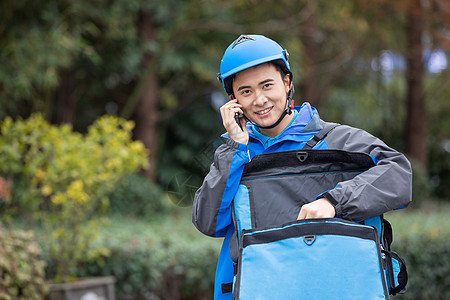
[123,0,233,181]
[298,1,322,108]
[0,0,144,126]
[405,0,427,169]
[132,11,160,181]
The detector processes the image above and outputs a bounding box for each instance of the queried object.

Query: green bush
[409,158,433,207]
[0,114,148,282]
[428,144,450,200]
[75,214,220,300]
[0,225,47,300]
[386,205,450,299]
[77,243,217,300]
[392,236,450,300]
[108,173,169,218]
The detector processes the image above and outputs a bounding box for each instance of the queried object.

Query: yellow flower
[67,180,89,204]
[36,168,45,182]
[51,194,66,205]
[41,185,53,197]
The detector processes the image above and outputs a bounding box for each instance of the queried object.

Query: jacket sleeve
[192,138,251,237]
[322,124,412,222]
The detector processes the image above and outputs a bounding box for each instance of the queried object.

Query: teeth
[256,107,271,115]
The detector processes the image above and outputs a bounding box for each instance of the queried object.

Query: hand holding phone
[220,98,249,145]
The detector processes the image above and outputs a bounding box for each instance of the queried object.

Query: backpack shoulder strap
[301,122,340,150]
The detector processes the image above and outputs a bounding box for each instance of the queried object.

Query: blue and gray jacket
[192,102,412,300]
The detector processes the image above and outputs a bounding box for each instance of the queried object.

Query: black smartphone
[235,113,244,131]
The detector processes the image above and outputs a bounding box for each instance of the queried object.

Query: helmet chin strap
[248,86,295,130]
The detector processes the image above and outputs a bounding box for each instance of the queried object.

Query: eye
[240,89,251,96]
[263,83,273,89]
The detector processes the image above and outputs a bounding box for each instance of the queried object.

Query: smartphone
[230,95,244,131]
[235,113,244,131]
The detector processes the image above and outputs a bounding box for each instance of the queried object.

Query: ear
[229,94,235,100]
[284,73,291,92]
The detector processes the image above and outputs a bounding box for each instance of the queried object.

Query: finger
[221,103,242,116]
[220,104,236,118]
[297,207,307,220]
[225,99,242,108]
[220,100,236,113]
[227,105,243,115]
[223,107,243,124]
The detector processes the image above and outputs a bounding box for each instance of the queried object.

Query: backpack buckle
[304,235,316,246]
[296,151,308,162]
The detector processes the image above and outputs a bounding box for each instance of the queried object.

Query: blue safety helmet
[217,34,295,129]
[218,34,291,95]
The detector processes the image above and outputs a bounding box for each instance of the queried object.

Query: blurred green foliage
[393,237,450,300]
[0,114,148,282]
[76,211,220,299]
[410,159,434,207]
[0,226,47,300]
[158,95,225,206]
[108,173,169,218]
[0,0,226,128]
[386,204,450,299]
[426,73,450,199]
[0,0,144,123]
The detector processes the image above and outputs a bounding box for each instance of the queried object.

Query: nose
[253,90,267,106]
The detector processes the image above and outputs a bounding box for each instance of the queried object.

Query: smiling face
[232,63,293,137]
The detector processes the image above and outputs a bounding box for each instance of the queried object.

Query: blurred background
[0,0,449,299]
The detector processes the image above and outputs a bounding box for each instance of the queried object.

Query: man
[192,34,412,299]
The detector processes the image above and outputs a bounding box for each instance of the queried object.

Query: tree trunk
[53,69,78,125]
[133,12,159,181]
[299,3,323,109]
[405,0,427,169]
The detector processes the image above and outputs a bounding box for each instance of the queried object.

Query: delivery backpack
[231,124,407,300]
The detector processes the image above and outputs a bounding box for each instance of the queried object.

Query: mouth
[255,106,273,116]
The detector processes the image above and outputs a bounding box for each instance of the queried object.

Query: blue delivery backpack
[231,125,407,299]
